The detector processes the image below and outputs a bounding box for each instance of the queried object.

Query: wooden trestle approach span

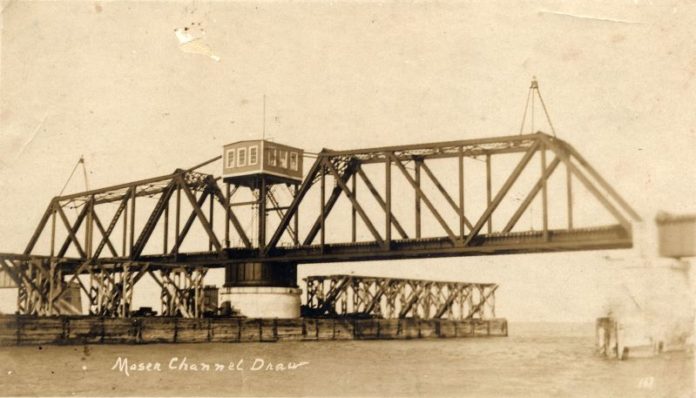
[0,132,641,319]
[304,275,497,320]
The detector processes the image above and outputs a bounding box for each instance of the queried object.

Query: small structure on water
[596,213,695,359]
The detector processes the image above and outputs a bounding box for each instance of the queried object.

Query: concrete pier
[221,286,302,319]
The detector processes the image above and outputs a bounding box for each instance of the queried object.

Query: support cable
[518,88,532,135]
[58,156,88,196]
[81,156,90,191]
[536,86,557,137]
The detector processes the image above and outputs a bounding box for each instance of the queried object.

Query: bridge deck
[1,224,630,273]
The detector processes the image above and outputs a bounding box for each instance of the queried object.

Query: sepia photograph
[0,1,694,397]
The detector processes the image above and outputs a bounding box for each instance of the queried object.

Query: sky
[0,0,694,321]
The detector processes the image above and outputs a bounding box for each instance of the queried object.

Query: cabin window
[226,149,235,168]
[249,145,258,165]
[267,148,277,166]
[237,148,247,167]
[279,150,288,168]
[289,152,298,171]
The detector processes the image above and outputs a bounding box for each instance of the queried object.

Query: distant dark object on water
[130,307,157,317]
[301,305,380,319]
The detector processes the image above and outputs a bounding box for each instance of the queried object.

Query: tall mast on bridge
[519,77,557,137]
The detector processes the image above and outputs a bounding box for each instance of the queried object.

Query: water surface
[0,322,692,397]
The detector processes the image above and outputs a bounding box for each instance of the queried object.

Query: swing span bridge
[0,130,641,318]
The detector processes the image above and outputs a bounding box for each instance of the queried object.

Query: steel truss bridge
[0,132,641,317]
[304,275,497,320]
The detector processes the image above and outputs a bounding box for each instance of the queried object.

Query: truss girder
[18,133,639,269]
[0,132,643,316]
[264,132,640,258]
[305,275,497,320]
[18,168,250,264]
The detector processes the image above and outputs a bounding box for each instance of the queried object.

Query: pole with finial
[262,94,266,141]
[518,77,557,137]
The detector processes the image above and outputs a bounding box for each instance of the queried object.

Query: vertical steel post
[84,201,90,259]
[225,183,231,247]
[86,196,94,258]
[163,199,169,254]
[48,261,55,316]
[175,185,181,254]
[320,162,326,250]
[122,263,129,318]
[209,188,215,251]
[415,159,422,239]
[351,169,357,243]
[258,177,267,250]
[195,270,201,318]
[541,145,548,240]
[458,147,465,238]
[50,208,56,257]
[566,163,573,229]
[486,154,492,234]
[293,184,300,246]
[129,188,136,256]
[385,155,391,245]
[122,200,128,256]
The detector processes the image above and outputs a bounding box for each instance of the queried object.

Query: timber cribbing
[0,315,507,345]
